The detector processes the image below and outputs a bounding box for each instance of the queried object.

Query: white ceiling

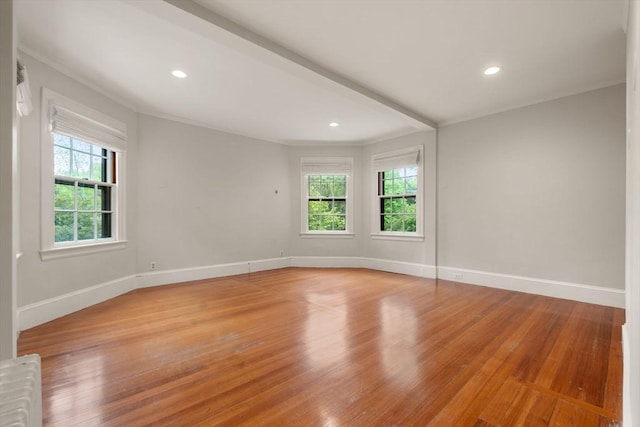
[16,0,627,145]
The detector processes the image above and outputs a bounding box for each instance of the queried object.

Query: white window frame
[300,157,354,238]
[40,88,127,260]
[371,145,424,241]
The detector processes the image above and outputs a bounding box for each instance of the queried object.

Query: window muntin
[378,167,417,232]
[307,175,347,231]
[53,133,115,244]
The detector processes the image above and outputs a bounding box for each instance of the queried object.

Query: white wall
[625,0,640,424]
[438,84,626,290]
[17,52,139,306]
[136,114,291,272]
[0,0,17,359]
[363,131,438,267]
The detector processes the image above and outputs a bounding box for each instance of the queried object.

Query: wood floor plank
[17,268,623,426]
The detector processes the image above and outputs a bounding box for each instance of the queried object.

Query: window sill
[299,232,355,239]
[40,240,128,261]
[370,233,424,242]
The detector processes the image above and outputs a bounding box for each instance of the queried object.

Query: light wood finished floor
[18,268,624,426]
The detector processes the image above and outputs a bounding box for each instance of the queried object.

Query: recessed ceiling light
[483,66,501,76]
[329,122,339,127]
[171,70,187,79]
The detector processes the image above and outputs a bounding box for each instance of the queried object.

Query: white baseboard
[17,258,292,331]
[290,256,362,269]
[437,266,625,308]
[136,257,291,288]
[290,256,437,278]
[17,258,622,331]
[17,274,137,331]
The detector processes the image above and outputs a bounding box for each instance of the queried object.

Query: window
[307,175,347,231]
[301,157,353,236]
[53,134,115,243]
[41,88,127,260]
[378,167,417,232]
[372,146,423,239]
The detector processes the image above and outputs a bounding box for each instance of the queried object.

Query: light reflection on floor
[304,292,348,373]
[380,297,420,385]
[48,354,104,422]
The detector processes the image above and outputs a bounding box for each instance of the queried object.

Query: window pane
[55,212,75,242]
[320,215,345,231]
[308,215,322,231]
[319,176,332,197]
[382,198,392,214]
[71,138,92,154]
[92,155,105,182]
[98,186,111,211]
[383,179,393,195]
[77,184,95,211]
[308,176,322,197]
[393,178,405,195]
[53,133,71,148]
[405,214,417,232]
[54,146,71,176]
[333,200,346,215]
[406,177,417,193]
[71,151,91,179]
[77,212,95,240]
[391,215,404,232]
[405,167,418,177]
[333,176,346,197]
[406,196,417,213]
[382,214,391,231]
[54,180,75,210]
[97,213,112,238]
[391,198,403,213]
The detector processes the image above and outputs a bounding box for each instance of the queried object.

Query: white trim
[40,240,127,261]
[17,275,137,331]
[135,257,291,288]
[299,232,355,239]
[17,258,625,331]
[370,233,424,242]
[437,266,625,308]
[289,256,437,278]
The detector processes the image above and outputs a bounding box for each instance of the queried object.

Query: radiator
[0,354,42,427]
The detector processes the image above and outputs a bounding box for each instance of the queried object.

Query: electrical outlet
[280,250,284,257]
[151,262,157,270]
[454,273,463,279]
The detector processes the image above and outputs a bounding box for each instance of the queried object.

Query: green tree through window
[378,167,417,232]
[307,175,347,231]
[53,133,114,243]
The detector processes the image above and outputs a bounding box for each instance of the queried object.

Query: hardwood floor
[18,268,623,426]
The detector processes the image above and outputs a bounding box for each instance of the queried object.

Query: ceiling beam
[163,0,437,130]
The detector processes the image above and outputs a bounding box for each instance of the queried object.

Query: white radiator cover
[0,354,42,427]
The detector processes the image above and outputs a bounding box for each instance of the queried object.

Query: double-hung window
[372,146,424,239]
[41,88,127,260]
[53,135,114,243]
[301,157,354,236]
